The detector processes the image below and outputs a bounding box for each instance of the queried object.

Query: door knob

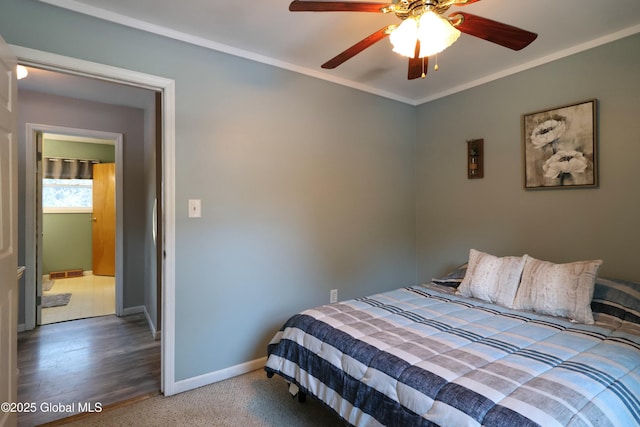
[92,217,97,222]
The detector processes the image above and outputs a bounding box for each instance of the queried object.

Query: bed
[265,250,640,426]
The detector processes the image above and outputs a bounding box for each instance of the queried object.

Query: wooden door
[92,163,116,276]
[0,35,18,427]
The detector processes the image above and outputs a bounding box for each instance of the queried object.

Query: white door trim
[0,34,18,427]
[25,124,124,325]
[12,44,177,396]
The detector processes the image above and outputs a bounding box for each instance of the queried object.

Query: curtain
[44,157,100,179]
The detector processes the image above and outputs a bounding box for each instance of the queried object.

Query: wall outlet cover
[330,289,338,303]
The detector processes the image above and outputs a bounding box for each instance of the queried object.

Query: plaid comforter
[265,284,640,426]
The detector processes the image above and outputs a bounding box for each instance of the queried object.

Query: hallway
[17,313,161,426]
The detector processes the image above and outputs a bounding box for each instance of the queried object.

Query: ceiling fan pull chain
[434,54,439,71]
[421,57,426,79]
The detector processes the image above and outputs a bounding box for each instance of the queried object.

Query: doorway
[14,44,177,396]
[39,132,118,325]
[26,125,125,327]
[18,62,168,421]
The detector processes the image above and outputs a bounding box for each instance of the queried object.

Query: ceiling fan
[289,0,538,79]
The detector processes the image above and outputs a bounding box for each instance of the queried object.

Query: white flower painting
[523,100,597,189]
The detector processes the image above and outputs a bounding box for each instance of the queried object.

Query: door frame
[25,124,124,325]
[0,34,18,427]
[13,44,177,395]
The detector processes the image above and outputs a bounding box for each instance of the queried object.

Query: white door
[0,35,18,427]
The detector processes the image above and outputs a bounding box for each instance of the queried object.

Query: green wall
[42,213,92,274]
[42,139,115,275]
[44,138,116,162]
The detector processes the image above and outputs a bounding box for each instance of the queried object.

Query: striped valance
[44,157,100,179]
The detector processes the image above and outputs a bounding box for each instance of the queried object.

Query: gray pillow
[512,256,603,324]
[457,249,527,308]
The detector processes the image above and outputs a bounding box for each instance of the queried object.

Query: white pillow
[512,256,603,324]
[457,249,527,308]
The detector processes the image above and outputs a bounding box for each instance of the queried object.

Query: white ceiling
[33,0,640,105]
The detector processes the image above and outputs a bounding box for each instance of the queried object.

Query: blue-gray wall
[416,33,640,283]
[3,0,417,381]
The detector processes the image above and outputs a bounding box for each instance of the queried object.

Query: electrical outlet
[330,289,338,303]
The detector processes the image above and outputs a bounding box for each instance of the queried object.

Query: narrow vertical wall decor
[467,139,484,179]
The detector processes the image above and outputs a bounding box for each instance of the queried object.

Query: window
[42,178,93,213]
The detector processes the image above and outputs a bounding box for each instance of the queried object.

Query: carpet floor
[58,369,345,426]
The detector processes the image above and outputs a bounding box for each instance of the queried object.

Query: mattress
[265,283,640,426]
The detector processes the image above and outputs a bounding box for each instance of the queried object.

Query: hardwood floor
[41,275,115,325]
[17,314,161,426]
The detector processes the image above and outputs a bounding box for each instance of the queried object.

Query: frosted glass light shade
[389,11,461,58]
[389,18,418,58]
[417,11,460,57]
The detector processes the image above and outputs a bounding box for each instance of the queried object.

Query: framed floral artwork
[523,99,597,189]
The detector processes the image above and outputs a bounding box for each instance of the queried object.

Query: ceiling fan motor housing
[389,0,454,20]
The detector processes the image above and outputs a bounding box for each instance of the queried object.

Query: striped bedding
[265,283,640,426]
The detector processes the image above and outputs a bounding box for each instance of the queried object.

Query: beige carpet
[60,369,345,426]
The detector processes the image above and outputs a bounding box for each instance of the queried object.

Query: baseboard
[171,356,268,395]
[17,323,26,333]
[142,306,160,340]
[121,305,145,316]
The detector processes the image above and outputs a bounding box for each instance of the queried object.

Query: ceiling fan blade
[451,12,537,50]
[289,1,390,12]
[322,26,392,69]
[408,41,426,80]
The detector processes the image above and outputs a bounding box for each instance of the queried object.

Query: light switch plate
[188,199,201,218]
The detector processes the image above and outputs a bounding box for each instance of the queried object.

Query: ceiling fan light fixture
[389,17,418,58]
[417,11,461,57]
[390,10,461,59]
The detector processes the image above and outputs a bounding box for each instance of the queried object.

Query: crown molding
[37,0,417,104]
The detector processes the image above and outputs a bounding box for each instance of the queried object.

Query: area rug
[43,280,55,291]
[42,293,72,308]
